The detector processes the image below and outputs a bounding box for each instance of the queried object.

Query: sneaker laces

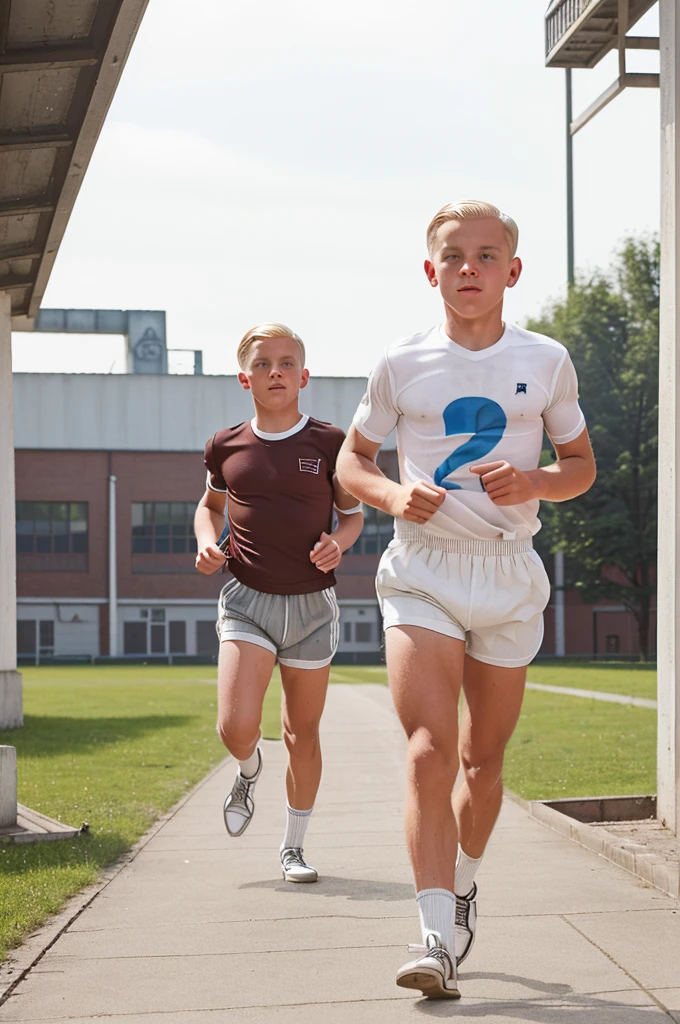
[231,772,254,805]
[407,941,454,972]
[281,847,307,869]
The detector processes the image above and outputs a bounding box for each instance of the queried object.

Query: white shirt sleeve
[542,350,586,445]
[352,354,399,444]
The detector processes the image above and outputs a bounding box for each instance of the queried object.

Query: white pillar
[554,550,566,657]
[657,0,680,834]
[0,292,22,728]
[109,474,118,657]
[0,746,17,827]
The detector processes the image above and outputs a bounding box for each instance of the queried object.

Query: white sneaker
[223,749,262,837]
[455,883,477,966]
[280,846,318,883]
[396,932,461,999]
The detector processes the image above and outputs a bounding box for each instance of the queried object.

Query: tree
[528,237,659,658]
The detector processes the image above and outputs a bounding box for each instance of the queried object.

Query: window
[197,620,218,656]
[131,502,198,555]
[169,621,186,653]
[349,507,393,555]
[16,502,88,570]
[17,620,36,655]
[606,634,620,654]
[124,621,147,655]
[17,620,54,658]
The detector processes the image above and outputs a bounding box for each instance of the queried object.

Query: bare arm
[193,487,228,575]
[469,427,596,505]
[336,425,446,523]
[308,476,366,574]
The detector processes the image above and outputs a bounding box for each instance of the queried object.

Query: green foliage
[528,236,659,656]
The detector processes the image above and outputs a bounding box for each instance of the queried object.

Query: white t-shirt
[353,323,586,541]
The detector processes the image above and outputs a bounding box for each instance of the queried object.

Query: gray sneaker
[396,932,460,999]
[223,749,262,837]
[280,846,318,883]
[455,883,477,966]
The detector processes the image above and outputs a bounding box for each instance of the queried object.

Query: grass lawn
[528,660,657,701]
[328,661,656,802]
[0,660,657,961]
[0,665,281,962]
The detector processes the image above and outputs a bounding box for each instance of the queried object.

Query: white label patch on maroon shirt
[299,458,321,474]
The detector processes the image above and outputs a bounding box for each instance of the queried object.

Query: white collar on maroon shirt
[250,414,309,441]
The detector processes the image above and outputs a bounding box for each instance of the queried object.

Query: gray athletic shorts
[216,576,340,669]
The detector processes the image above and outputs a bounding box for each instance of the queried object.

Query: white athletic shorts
[376,522,551,668]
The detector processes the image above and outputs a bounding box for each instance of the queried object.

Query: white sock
[280,804,313,850]
[416,888,456,956]
[238,747,260,779]
[454,846,483,897]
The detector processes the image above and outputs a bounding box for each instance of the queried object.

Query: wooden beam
[0,132,72,153]
[626,35,660,49]
[0,245,41,263]
[0,197,54,218]
[0,274,35,290]
[570,77,625,135]
[0,0,11,57]
[0,46,98,74]
[623,72,661,87]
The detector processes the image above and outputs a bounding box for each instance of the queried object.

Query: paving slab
[0,683,678,1024]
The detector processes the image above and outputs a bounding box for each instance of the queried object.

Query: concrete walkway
[1,683,679,1023]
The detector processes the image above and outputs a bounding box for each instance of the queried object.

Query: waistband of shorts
[393,520,533,554]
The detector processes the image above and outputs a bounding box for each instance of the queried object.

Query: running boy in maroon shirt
[194,323,363,882]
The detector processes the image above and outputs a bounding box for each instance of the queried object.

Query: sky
[11,0,661,378]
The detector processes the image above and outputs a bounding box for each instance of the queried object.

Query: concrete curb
[506,788,680,899]
[0,754,232,1008]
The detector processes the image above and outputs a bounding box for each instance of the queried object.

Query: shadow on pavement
[239,874,414,902]
[412,976,667,1021]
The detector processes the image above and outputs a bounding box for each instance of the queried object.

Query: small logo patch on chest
[299,458,321,474]
[515,382,527,395]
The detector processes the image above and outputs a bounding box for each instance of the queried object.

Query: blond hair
[426,200,519,259]
[237,322,306,370]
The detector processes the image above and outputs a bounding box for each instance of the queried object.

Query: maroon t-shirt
[204,416,345,595]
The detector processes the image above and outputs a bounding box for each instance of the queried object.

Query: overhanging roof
[546,0,657,68]
[0,0,149,321]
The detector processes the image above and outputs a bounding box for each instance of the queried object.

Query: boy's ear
[424,259,438,288]
[506,256,522,289]
[237,371,251,390]
[299,368,310,389]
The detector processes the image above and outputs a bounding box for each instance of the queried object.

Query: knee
[283,720,320,762]
[408,727,458,789]
[461,743,505,793]
[217,716,259,757]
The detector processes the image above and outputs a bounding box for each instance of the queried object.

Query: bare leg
[386,626,466,892]
[216,640,276,761]
[280,663,330,809]
[453,655,527,859]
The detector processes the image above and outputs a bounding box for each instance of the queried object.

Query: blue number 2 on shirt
[433,397,507,490]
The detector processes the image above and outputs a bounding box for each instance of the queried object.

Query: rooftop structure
[0,0,149,321]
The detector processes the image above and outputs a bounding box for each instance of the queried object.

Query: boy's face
[237,336,309,408]
[424,217,522,320]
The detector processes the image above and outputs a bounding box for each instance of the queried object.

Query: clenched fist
[391,481,447,523]
[470,461,539,506]
[310,531,342,573]
[195,542,227,575]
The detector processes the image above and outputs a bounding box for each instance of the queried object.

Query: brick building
[13,372,653,661]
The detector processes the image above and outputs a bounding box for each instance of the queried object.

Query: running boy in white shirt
[337,201,596,998]
[195,323,363,883]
